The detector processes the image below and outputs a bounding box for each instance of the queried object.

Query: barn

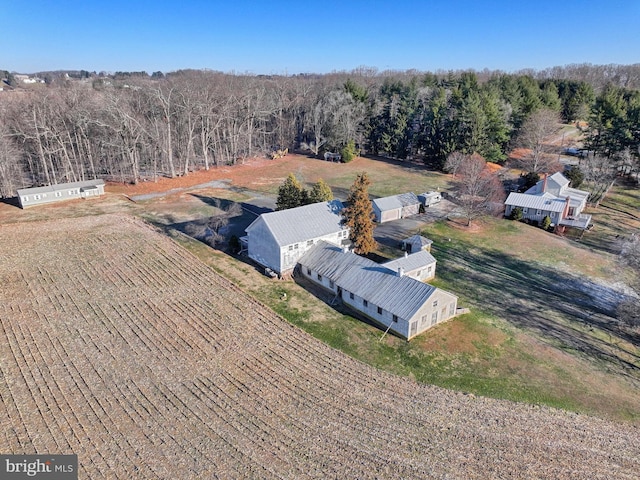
[298,241,458,340]
[17,179,106,209]
[243,200,349,276]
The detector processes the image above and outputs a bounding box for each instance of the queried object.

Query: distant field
[1,214,639,478]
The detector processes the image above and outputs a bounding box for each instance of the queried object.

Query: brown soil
[1,215,638,478]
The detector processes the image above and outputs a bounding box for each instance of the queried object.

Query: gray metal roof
[383,250,436,273]
[298,242,439,320]
[247,200,346,247]
[17,179,105,196]
[505,192,566,212]
[372,192,420,211]
[18,179,105,196]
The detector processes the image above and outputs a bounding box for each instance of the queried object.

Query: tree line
[1,66,639,198]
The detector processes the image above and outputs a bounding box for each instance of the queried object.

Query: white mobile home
[17,179,106,209]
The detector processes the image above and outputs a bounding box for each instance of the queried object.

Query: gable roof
[246,200,345,247]
[383,250,436,273]
[402,234,433,248]
[299,242,439,320]
[17,179,105,196]
[372,192,420,211]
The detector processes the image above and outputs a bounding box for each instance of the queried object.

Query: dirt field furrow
[1,213,639,479]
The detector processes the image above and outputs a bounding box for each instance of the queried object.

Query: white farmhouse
[298,242,458,340]
[243,200,349,276]
[504,172,592,230]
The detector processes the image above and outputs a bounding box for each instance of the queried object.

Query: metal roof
[383,250,436,273]
[17,179,105,196]
[298,242,440,320]
[505,192,567,212]
[246,200,346,247]
[372,192,420,211]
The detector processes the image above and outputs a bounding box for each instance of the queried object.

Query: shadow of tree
[429,232,640,379]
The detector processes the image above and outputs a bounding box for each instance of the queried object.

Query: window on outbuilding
[377,306,383,315]
[392,314,398,323]
[363,299,368,307]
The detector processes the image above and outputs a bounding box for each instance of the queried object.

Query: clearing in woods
[0,214,639,478]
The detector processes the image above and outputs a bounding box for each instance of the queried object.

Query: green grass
[137,170,640,424]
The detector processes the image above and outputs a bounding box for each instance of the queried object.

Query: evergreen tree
[276,173,306,210]
[341,140,358,162]
[308,178,333,203]
[343,173,377,255]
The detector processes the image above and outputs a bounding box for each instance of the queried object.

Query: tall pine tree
[343,172,377,255]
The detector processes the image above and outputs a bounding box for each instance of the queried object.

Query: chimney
[397,267,404,278]
[542,173,548,193]
[562,196,571,219]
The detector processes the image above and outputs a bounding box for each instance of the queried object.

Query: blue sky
[3,0,639,74]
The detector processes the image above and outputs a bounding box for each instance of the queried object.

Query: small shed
[372,192,420,223]
[17,179,106,209]
[401,235,433,253]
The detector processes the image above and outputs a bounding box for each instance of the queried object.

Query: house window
[536,209,541,215]
[317,273,322,281]
[417,270,422,277]
[329,280,334,289]
[449,304,455,316]
[307,268,311,275]
[307,239,314,247]
[377,306,383,315]
[294,243,299,249]
[421,314,428,326]
[428,266,432,272]
[551,212,556,218]
[288,245,294,251]
[433,300,438,308]
[363,299,368,307]
[55,191,62,197]
[22,196,28,203]
[523,208,528,214]
[431,311,438,325]
[392,314,398,323]
[349,292,354,300]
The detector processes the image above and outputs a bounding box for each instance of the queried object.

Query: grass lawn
[4,152,637,423]
[99,153,640,424]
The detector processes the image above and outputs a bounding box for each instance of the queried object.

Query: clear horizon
[3,0,639,75]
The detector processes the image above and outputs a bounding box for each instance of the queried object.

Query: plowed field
[1,215,638,478]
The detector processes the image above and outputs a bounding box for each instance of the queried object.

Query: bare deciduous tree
[449,153,505,226]
[513,108,562,174]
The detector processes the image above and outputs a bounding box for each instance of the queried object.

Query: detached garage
[372,192,420,223]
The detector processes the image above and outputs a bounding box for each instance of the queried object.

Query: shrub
[541,215,552,230]
[509,207,523,221]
